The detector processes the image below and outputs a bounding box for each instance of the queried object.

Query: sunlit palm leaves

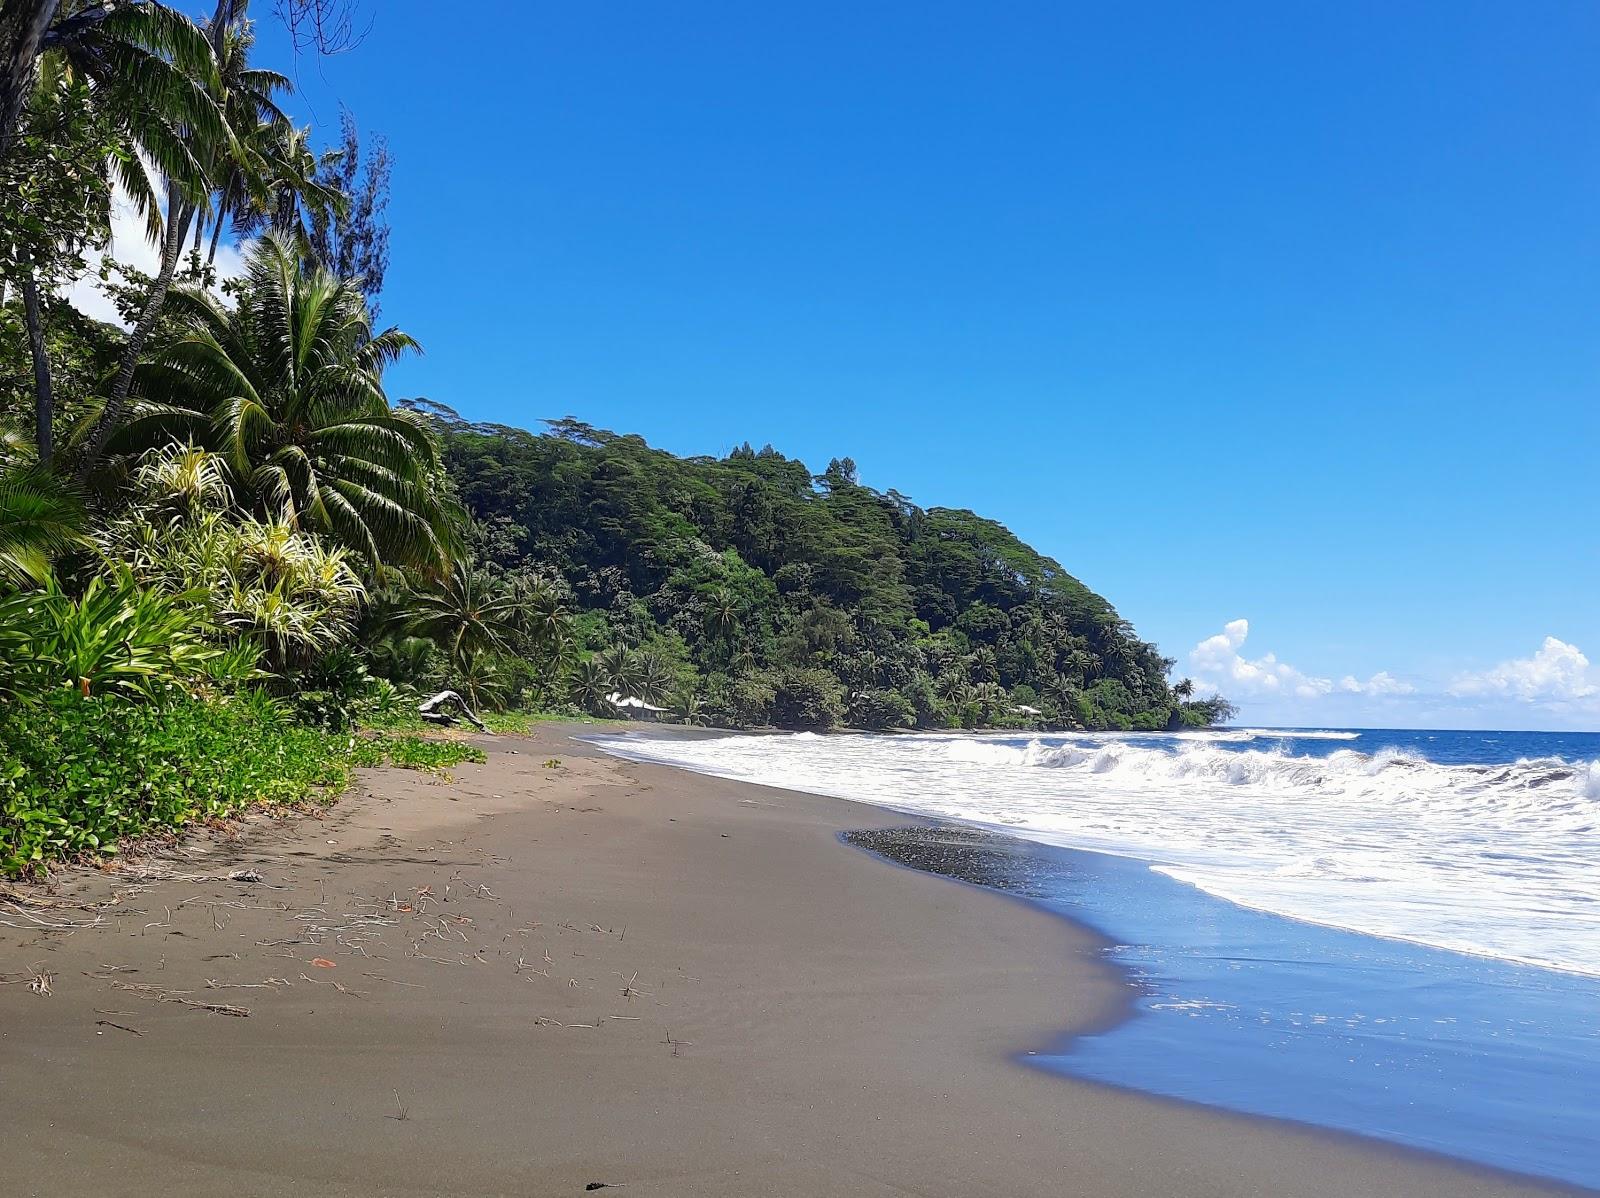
[126,232,457,570]
[396,569,523,670]
[0,466,89,585]
[40,0,227,243]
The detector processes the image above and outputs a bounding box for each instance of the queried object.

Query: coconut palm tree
[395,569,522,672]
[53,0,244,476]
[8,1,225,466]
[704,586,738,639]
[189,14,292,263]
[2,0,222,170]
[598,643,642,697]
[122,232,458,570]
[569,657,611,714]
[633,651,674,706]
[669,686,705,726]
[231,119,344,256]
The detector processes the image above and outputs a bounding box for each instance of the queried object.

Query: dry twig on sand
[0,964,56,995]
[100,978,250,1017]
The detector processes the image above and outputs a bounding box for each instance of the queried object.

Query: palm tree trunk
[206,177,233,265]
[0,0,56,165]
[77,188,195,477]
[18,259,51,465]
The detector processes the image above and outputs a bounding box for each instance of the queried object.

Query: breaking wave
[591,728,1600,977]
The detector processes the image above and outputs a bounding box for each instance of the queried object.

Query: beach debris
[95,1020,143,1036]
[1,965,54,995]
[0,897,107,934]
[100,978,251,1017]
[585,1184,625,1191]
[206,977,291,990]
[300,973,366,998]
[417,690,488,732]
[310,957,338,969]
[228,869,264,884]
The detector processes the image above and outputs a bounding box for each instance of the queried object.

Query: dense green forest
[0,0,1227,876]
[430,409,1233,734]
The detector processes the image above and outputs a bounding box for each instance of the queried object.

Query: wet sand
[0,724,1574,1196]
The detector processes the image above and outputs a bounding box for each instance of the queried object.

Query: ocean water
[590,727,1600,1190]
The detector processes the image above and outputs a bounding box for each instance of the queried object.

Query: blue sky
[217,3,1600,728]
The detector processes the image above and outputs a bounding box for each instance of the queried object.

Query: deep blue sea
[596,726,1600,1191]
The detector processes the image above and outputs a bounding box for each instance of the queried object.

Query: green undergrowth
[353,733,486,772]
[0,691,484,877]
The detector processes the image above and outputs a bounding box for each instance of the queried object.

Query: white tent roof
[606,692,667,713]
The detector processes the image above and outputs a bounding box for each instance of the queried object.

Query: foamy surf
[591,728,1600,978]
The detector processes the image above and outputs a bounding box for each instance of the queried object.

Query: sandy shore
[0,724,1575,1196]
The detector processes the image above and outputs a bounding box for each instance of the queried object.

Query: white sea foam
[591,730,1600,977]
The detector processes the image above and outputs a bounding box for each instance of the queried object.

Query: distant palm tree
[124,232,458,570]
[598,644,643,697]
[569,658,611,714]
[192,16,294,263]
[633,652,674,705]
[705,586,738,639]
[730,644,757,677]
[936,669,970,703]
[232,120,345,257]
[670,686,705,726]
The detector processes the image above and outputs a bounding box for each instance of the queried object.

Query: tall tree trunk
[206,177,233,264]
[0,0,56,164]
[76,187,195,477]
[19,260,51,466]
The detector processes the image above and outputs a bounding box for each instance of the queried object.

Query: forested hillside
[429,407,1233,732]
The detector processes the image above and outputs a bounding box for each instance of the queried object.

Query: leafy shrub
[769,668,845,730]
[848,687,914,731]
[349,734,485,772]
[0,692,485,875]
[0,690,348,873]
[0,569,218,699]
[708,673,774,727]
[290,647,376,731]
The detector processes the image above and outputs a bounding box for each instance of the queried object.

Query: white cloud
[1448,637,1597,703]
[1185,621,1597,729]
[63,187,247,327]
[1188,619,1413,702]
[1339,670,1415,696]
[1190,618,1331,698]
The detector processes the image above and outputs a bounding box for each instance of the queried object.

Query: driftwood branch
[417,690,487,732]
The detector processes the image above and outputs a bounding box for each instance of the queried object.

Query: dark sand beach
[0,725,1573,1196]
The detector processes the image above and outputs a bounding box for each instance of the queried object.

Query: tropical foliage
[433,414,1235,733]
[0,0,1230,876]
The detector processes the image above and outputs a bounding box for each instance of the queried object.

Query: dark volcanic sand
[0,725,1573,1196]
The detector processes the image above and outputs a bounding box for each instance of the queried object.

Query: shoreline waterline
[591,727,1600,1193]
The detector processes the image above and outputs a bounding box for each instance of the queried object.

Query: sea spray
[592,727,1600,977]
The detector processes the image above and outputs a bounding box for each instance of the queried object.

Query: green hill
[426,405,1231,733]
